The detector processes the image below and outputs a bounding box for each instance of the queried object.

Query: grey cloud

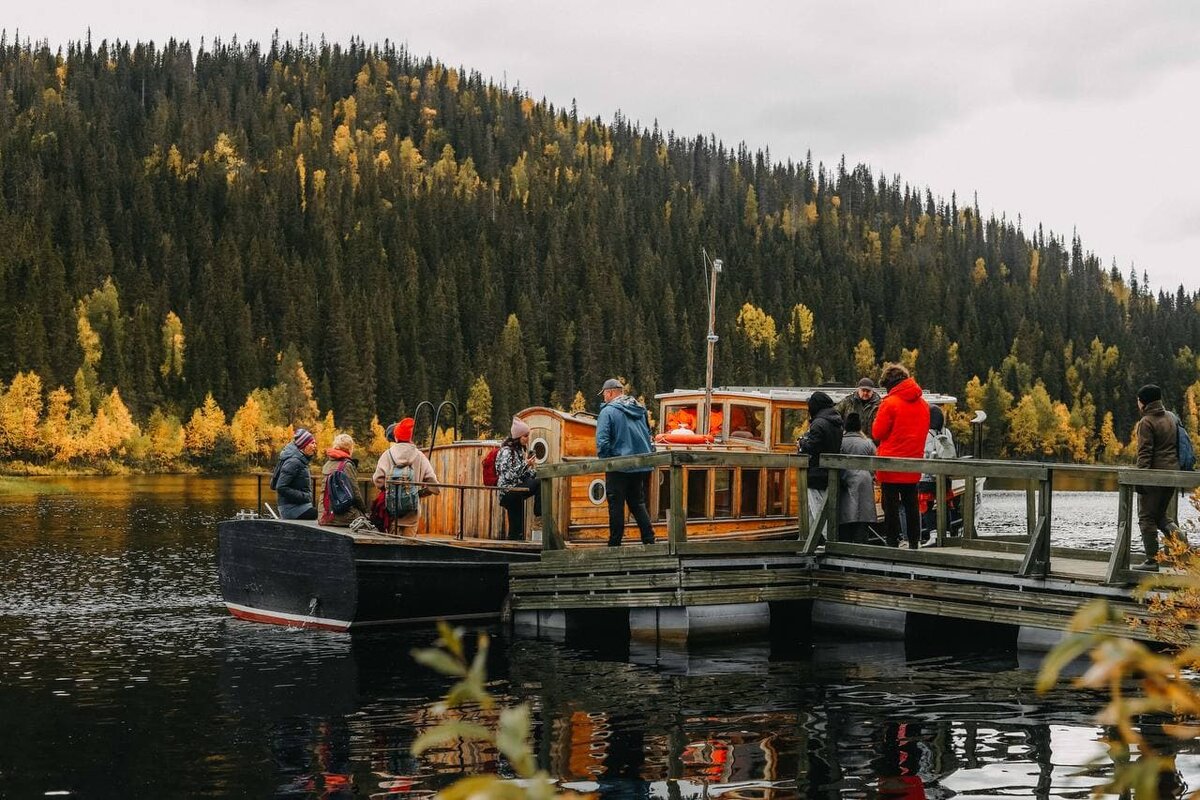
[1010,3,1200,101]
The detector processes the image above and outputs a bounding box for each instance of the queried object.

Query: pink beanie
[511,417,531,439]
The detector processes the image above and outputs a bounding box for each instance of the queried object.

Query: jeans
[881,482,919,549]
[500,475,541,541]
[605,471,655,546]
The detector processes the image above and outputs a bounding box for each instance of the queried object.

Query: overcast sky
[9,1,1200,292]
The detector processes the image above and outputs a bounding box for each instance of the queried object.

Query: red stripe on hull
[226,605,351,632]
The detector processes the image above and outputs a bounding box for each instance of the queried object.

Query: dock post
[668,462,686,553]
[1105,482,1134,582]
[1019,469,1052,578]
[541,474,563,551]
[825,467,840,544]
[935,472,948,546]
[963,475,977,541]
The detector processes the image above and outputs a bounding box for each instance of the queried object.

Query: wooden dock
[511,451,1200,647]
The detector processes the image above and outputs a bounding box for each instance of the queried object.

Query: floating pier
[511,451,1200,648]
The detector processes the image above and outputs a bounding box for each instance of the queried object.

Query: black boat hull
[217,519,538,630]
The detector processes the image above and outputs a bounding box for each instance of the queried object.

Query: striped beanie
[293,428,316,449]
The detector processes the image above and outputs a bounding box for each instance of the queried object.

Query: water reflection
[0,476,1197,797]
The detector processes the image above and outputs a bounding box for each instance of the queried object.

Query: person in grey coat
[838,413,878,544]
[271,428,318,520]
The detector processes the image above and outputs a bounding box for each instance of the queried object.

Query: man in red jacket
[871,363,930,549]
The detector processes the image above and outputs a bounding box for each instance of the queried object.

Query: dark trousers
[500,476,541,541]
[881,482,920,549]
[605,471,655,546]
[1137,486,1179,559]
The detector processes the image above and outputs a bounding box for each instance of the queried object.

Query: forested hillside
[0,35,1197,468]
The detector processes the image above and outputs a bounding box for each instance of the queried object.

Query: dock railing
[534,451,809,553]
[537,451,1200,585]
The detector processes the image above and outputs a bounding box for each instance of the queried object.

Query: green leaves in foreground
[410,621,558,800]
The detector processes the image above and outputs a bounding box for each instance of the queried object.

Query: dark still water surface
[1,476,1198,798]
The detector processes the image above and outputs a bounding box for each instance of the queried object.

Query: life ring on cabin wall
[655,428,715,445]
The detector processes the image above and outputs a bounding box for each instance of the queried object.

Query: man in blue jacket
[596,378,656,546]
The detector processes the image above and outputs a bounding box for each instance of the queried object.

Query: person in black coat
[797,391,844,531]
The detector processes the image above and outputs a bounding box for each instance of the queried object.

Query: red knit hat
[394,417,415,443]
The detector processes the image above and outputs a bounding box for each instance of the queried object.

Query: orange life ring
[655,429,715,445]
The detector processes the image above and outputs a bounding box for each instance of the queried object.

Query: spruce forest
[0,36,1198,470]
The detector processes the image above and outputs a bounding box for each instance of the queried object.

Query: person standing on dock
[796,390,844,532]
[838,412,878,544]
[271,428,319,520]
[836,378,882,440]
[1134,384,1183,570]
[872,364,930,549]
[596,378,656,546]
[496,417,541,541]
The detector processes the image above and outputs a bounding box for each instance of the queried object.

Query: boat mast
[701,255,722,436]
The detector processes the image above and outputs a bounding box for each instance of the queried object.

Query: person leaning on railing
[1133,384,1187,571]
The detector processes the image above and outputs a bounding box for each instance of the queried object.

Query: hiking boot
[1132,559,1160,572]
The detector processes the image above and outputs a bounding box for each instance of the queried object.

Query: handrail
[534,449,1200,585]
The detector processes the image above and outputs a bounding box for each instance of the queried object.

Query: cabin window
[686,469,709,518]
[713,469,734,518]
[662,402,723,436]
[655,468,670,520]
[776,408,809,447]
[663,403,700,432]
[530,436,549,464]
[587,478,606,505]
[740,469,762,516]
[766,468,788,516]
[728,405,765,441]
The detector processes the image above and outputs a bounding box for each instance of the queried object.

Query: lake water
[1,476,1197,798]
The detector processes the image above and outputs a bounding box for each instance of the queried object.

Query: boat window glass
[766,469,788,516]
[728,405,765,441]
[713,469,733,518]
[776,408,809,447]
[740,469,762,516]
[663,403,700,432]
[588,478,606,505]
[686,469,709,518]
[655,468,670,520]
[662,402,723,436]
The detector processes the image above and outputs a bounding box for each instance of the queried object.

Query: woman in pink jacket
[871,363,930,549]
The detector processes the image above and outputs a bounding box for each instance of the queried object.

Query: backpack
[327,461,355,514]
[481,446,500,487]
[386,462,421,517]
[1174,414,1196,471]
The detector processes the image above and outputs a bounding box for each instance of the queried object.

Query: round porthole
[530,436,549,464]
[588,478,606,505]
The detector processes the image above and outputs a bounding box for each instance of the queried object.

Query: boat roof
[655,385,958,405]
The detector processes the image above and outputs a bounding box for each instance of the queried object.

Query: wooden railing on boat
[535,451,1200,585]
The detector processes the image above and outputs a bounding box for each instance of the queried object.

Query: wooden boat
[515,386,966,546]
[218,438,541,631]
